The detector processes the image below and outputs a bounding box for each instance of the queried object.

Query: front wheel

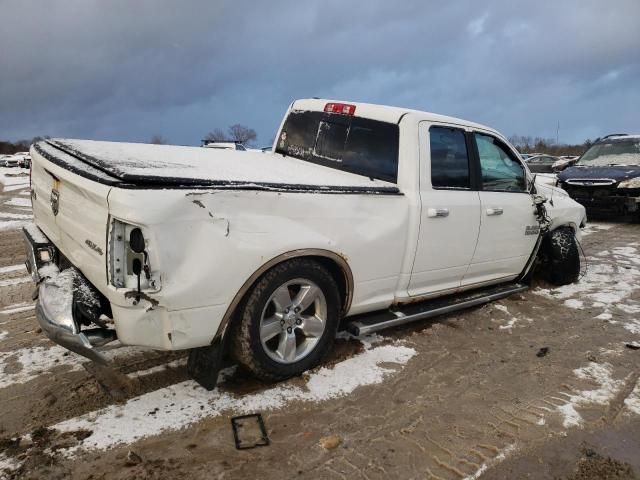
[230,259,341,382]
[545,228,580,285]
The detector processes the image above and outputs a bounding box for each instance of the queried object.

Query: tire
[230,258,341,382]
[546,228,580,285]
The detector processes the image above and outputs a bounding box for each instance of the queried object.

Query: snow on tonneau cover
[29,138,399,292]
[34,139,400,193]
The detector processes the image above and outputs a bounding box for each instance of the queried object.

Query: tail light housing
[108,218,159,291]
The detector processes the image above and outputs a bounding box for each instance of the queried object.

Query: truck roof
[291,98,500,135]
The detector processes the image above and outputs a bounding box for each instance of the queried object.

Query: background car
[1,154,21,167]
[201,140,247,151]
[557,134,640,218]
[524,154,560,173]
[18,155,31,168]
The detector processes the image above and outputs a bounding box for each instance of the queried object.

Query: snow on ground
[2,184,29,192]
[581,223,614,237]
[0,219,31,231]
[0,331,8,341]
[0,264,26,275]
[0,276,31,288]
[0,212,32,220]
[3,197,31,208]
[0,167,29,188]
[535,243,640,335]
[54,341,416,454]
[463,444,517,480]
[0,453,19,474]
[126,358,187,379]
[0,302,34,316]
[624,380,640,416]
[564,299,583,309]
[556,362,624,428]
[0,345,85,389]
[492,303,531,331]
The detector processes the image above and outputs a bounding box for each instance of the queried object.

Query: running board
[346,283,528,336]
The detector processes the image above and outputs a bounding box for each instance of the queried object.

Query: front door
[463,132,538,286]
[408,123,481,296]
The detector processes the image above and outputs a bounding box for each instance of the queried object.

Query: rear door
[463,132,537,286]
[408,123,481,295]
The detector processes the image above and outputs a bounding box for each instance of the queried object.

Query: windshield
[578,139,640,166]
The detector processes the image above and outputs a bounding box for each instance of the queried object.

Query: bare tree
[150,135,167,144]
[204,128,229,142]
[227,124,257,145]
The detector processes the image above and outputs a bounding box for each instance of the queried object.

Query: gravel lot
[1,167,639,479]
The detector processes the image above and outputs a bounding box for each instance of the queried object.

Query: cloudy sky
[1,0,638,146]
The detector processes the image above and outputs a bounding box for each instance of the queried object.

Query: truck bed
[34,139,400,194]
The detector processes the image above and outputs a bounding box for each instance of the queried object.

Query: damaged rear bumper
[23,226,117,364]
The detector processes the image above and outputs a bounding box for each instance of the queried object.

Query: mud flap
[187,337,224,390]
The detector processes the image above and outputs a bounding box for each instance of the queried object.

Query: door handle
[427,208,449,218]
[486,207,504,216]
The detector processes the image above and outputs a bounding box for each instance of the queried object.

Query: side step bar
[346,283,528,336]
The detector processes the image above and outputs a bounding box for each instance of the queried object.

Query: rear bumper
[23,226,116,364]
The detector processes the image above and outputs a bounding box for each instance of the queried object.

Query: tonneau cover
[34,139,400,193]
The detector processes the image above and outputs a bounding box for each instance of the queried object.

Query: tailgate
[30,144,113,289]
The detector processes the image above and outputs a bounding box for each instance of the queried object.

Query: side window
[429,127,470,189]
[474,133,526,192]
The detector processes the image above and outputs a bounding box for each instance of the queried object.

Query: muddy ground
[1,168,639,479]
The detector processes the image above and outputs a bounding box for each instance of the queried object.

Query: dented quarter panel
[105,186,410,347]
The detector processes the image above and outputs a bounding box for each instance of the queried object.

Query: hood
[558,164,640,184]
[34,139,398,193]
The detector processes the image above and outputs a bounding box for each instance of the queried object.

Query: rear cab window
[275,110,400,183]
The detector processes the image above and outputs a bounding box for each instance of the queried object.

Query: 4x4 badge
[50,189,59,216]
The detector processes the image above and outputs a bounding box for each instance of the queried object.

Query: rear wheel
[230,259,340,382]
[545,228,580,285]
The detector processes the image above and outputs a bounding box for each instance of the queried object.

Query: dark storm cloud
[1,0,638,144]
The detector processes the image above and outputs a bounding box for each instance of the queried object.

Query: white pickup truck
[24,99,586,389]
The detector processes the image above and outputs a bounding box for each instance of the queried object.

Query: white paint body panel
[410,121,481,294]
[28,99,586,351]
[463,191,538,285]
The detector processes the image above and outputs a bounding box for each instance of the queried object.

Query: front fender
[535,181,586,242]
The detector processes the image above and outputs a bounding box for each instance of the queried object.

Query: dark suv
[557,134,640,217]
